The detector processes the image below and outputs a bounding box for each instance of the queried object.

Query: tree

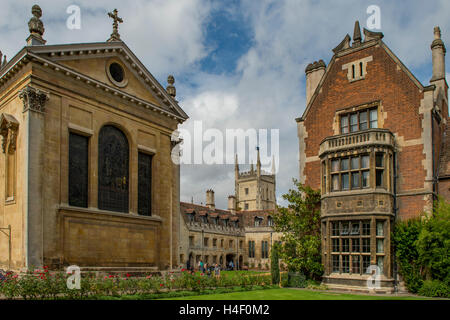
[416,199,450,283]
[272,179,323,280]
[270,242,280,286]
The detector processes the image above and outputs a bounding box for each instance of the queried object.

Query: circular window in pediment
[106,60,128,88]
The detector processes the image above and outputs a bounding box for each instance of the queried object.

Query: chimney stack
[206,189,215,210]
[431,26,446,82]
[228,195,236,214]
[305,60,326,105]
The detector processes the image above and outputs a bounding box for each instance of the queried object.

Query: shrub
[392,218,424,293]
[416,199,450,283]
[270,243,280,285]
[286,272,307,288]
[418,280,450,298]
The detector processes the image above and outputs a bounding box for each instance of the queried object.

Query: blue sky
[1,0,449,209]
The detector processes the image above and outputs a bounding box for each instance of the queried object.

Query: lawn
[162,288,431,300]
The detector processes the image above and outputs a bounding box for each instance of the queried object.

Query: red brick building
[296,21,449,291]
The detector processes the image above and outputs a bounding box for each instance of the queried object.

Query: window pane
[331,160,340,172]
[362,238,371,252]
[341,222,350,235]
[350,114,358,132]
[352,238,360,252]
[376,154,384,167]
[332,175,339,191]
[341,158,349,171]
[377,256,384,274]
[332,255,340,272]
[138,152,152,216]
[98,125,129,213]
[362,171,369,188]
[351,157,360,169]
[376,169,384,187]
[332,222,339,236]
[351,223,360,235]
[376,221,384,236]
[341,116,349,134]
[352,256,360,274]
[362,222,371,235]
[341,173,349,190]
[351,172,360,188]
[361,155,369,168]
[359,111,368,130]
[342,255,350,273]
[332,239,339,252]
[342,239,349,252]
[363,256,371,273]
[370,109,378,128]
[377,239,384,253]
[69,133,89,208]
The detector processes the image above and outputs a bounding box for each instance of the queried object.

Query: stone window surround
[0,113,19,204]
[323,217,389,276]
[67,122,159,216]
[321,149,391,195]
[342,56,373,82]
[106,58,128,88]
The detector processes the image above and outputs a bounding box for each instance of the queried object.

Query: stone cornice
[0,42,188,123]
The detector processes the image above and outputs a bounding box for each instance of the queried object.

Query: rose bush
[0,268,272,300]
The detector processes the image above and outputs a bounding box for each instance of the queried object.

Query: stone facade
[179,199,281,271]
[297,22,449,291]
[235,150,276,211]
[0,6,188,272]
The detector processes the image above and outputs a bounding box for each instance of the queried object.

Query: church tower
[234,148,276,211]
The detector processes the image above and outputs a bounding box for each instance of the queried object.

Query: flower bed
[0,267,273,300]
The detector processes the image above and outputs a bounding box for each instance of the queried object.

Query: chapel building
[0,5,188,271]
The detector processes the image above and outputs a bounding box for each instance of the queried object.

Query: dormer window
[340,107,378,134]
[254,217,263,227]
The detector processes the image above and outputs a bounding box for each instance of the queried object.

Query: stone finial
[166,75,176,98]
[2,55,6,68]
[434,26,442,40]
[27,5,46,45]
[431,26,446,53]
[353,20,362,45]
[19,86,50,113]
[332,34,351,54]
[107,9,123,42]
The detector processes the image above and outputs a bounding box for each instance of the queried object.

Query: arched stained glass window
[98,125,129,213]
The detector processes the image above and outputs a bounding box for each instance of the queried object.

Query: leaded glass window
[138,152,152,216]
[69,133,89,208]
[98,125,129,213]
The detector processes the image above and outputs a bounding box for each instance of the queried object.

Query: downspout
[392,149,398,292]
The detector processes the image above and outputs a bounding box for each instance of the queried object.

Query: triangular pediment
[26,41,188,121]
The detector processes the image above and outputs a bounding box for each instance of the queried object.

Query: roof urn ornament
[27,4,46,45]
[166,75,177,99]
[107,9,123,42]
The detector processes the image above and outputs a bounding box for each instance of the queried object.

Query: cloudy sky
[1,0,449,209]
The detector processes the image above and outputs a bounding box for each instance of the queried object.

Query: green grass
[161,288,431,300]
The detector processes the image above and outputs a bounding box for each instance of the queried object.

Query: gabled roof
[298,28,428,122]
[0,41,188,122]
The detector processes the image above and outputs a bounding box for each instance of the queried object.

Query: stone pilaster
[19,85,49,268]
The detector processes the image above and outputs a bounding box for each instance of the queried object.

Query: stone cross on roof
[107,9,123,42]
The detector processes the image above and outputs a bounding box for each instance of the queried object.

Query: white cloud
[2,0,448,209]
